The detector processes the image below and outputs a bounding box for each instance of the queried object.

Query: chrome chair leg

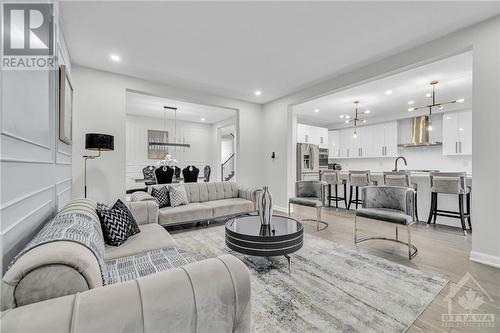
[354,215,418,260]
[302,206,329,231]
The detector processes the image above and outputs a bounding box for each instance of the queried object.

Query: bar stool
[427,172,471,235]
[321,171,347,209]
[383,171,419,221]
[347,170,371,210]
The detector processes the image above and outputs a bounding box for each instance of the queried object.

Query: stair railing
[221,153,235,181]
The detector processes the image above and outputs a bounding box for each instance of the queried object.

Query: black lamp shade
[85,133,114,151]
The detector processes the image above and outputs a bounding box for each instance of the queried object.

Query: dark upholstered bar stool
[321,171,347,209]
[427,172,471,235]
[347,170,371,210]
[383,171,419,221]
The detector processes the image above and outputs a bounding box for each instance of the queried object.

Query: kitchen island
[334,171,472,228]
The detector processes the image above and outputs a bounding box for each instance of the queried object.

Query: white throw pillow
[168,185,189,207]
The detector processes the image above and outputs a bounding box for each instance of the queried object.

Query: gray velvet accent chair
[427,172,471,235]
[347,170,371,210]
[289,180,329,231]
[321,171,347,210]
[383,171,419,221]
[354,186,418,260]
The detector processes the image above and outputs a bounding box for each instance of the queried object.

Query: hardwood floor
[168,206,500,332]
[286,205,500,333]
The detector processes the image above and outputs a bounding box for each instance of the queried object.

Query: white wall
[263,17,500,267]
[72,67,264,204]
[126,114,215,183]
[0,16,72,273]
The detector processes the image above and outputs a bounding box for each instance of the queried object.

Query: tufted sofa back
[148,181,239,203]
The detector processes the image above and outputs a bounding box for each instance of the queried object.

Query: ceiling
[60,2,499,103]
[126,91,236,124]
[294,51,473,127]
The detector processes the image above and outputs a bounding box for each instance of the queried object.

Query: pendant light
[149,106,191,148]
[343,101,368,138]
[407,80,465,131]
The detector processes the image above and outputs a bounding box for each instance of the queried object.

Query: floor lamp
[83,133,114,198]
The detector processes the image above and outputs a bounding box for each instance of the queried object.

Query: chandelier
[343,101,367,138]
[407,80,465,131]
[149,106,191,148]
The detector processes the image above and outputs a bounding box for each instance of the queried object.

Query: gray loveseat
[1,198,251,333]
[135,181,262,226]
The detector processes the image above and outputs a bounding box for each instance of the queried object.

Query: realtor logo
[1,2,55,70]
[442,272,495,328]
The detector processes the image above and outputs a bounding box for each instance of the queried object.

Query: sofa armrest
[238,186,263,210]
[127,200,159,225]
[1,254,251,333]
[130,191,156,202]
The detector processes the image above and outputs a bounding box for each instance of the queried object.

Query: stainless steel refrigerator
[296,143,320,181]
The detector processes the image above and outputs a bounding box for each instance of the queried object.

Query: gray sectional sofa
[1,198,252,333]
[136,181,262,226]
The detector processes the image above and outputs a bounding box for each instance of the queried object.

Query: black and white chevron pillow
[96,199,140,246]
[168,185,189,207]
[151,186,170,208]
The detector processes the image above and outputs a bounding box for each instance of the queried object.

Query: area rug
[172,226,447,333]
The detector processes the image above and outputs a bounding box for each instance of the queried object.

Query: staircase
[221,153,235,181]
[224,171,235,181]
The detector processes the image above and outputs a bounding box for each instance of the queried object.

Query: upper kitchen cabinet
[297,124,329,148]
[442,110,472,155]
[328,130,340,158]
[336,121,397,158]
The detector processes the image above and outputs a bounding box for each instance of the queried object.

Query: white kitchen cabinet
[339,128,353,158]
[297,124,329,148]
[317,127,329,149]
[383,121,398,157]
[336,121,397,159]
[328,130,340,158]
[442,110,472,155]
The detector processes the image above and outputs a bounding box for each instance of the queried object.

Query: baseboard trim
[273,205,288,213]
[470,251,500,268]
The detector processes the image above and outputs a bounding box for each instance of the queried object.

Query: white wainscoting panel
[0,21,72,274]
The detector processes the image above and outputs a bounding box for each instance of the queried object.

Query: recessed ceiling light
[254,90,262,96]
[109,54,121,62]
[408,101,414,105]
[314,109,320,113]
[200,117,206,121]
[345,115,351,119]
[362,119,367,123]
[457,98,465,103]
[425,93,431,97]
[345,120,349,124]
[408,108,415,112]
[339,115,345,119]
[364,110,371,114]
[385,90,392,95]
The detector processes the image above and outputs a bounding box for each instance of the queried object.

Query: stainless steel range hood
[398,115,442,148]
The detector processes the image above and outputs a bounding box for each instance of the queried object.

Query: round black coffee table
[225,215,303,272]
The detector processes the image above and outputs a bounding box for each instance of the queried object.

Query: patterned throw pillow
[113,199,140,236]
[151,186,170,208]
[96,199,140,246]
[168,185,189,207]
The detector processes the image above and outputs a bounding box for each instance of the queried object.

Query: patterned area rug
[173,226,447,333]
